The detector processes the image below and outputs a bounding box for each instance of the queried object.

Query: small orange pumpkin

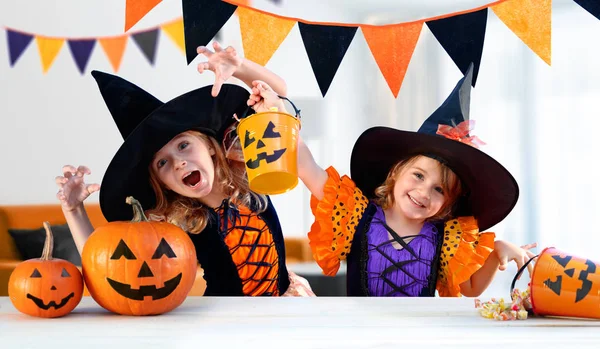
[8,222,84,318]
[82,196,197,316]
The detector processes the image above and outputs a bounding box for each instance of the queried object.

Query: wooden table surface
[1,296,599,348]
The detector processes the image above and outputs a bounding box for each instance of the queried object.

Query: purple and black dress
[308,167,496,297]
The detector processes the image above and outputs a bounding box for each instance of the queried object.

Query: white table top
[1,296,599,348]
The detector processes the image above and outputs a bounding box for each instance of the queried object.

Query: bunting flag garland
[573,0,600,21]
[426,9,488,86]
[5,18,184,74]
[491,0,551,65]
[36,37,65,73]
[132,29,160,64]
[125,0,163,32]
[99,36,129,72]
[11,0,600,97]
[298,23,358,97]
[362,22,423,98]
[68,39,96,74]
[7,30,33,66]
[181,0,237,64]
[237,6,295,66]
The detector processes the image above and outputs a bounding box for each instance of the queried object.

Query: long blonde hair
[373,154,463,222]
[146,130,267,234]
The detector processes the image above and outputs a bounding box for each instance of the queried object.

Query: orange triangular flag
[362,22,423,98]
[125,0,162,32]
[99,36,128,72]
[162,18,185,53]
[492,0,551,65]
[36,36,65,73]
[238,7,296,66]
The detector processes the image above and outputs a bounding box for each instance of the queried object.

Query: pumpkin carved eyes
[110,238,177,260]
[29,268,71,278]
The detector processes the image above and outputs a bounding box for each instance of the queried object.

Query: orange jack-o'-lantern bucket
[236,97,301,195]
[513,247,600,319]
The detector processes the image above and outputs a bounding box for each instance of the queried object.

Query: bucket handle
[238,95,302,121]
[510,254,539,300]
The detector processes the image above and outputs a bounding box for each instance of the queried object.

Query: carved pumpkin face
[82,197,197,316]
[8,222,83,318]
[530,248,600,319]
[237,112,300,194]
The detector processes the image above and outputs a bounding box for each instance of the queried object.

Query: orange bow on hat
[436,120,486,149]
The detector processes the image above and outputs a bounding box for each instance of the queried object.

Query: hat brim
[100,84,251,222]
[350,127,518,231]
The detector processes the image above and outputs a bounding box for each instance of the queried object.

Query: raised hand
[197,41,244,97]
[55,165,100,212]
[247,80,287,114]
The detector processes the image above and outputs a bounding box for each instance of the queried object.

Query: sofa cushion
[8,224,81,266]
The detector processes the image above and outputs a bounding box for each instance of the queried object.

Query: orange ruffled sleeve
[308,166,369,276]
[436,216,495,297]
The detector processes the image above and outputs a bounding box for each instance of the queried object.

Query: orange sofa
[0,203,313,297]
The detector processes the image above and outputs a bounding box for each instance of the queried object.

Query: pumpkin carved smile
[107,273,182,300]
[26,292,75,310]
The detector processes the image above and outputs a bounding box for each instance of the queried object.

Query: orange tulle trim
[437,216,495,297]
[308,166,367,276]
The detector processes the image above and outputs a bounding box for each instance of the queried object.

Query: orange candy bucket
[514,247,600,319]
[236,98,301,195]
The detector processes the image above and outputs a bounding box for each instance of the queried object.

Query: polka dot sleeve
[436,216,496,297]
[308,166,369,276]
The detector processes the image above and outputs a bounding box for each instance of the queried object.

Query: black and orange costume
[91,71,290,296]
[308,65,519,297]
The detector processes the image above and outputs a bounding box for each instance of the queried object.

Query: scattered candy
[474,285,533,321]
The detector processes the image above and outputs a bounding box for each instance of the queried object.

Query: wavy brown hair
[373,154,463,222]
[146,130,267,234]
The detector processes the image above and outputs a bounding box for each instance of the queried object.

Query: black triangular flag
[132,29,160,65]
[182,0,237,64]
[574,0,600,21]
[299,23,357,97]
[426,9,487,86]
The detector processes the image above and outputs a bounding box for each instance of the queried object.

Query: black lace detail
[217,202,279,296]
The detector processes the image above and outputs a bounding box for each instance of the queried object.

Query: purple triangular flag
[426,9,488,86]
[7,29,34,66]
[132,29,159,65]
[298,23,358,97]
[68,39,96,74]
[182,0,237,64]
[574,0,600,21]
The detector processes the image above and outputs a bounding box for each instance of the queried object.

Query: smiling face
[390,156,450,223]
[8,259,83,318]
[151,131,216,200]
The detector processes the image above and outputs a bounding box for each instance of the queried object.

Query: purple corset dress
[365,206,439,296]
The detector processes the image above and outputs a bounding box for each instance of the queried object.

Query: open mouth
[106,273,182,301]
[408,195,426,208]
[27,292,75,310]
[182,171,201,187]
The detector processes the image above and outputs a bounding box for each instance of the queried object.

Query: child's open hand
[55,165,100,212]
[495,240,538,277]
[247,80,287,114]
[197,41,243,97]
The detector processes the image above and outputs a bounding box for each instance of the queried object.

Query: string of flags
[5,0,600,98]
[5,17,185,74]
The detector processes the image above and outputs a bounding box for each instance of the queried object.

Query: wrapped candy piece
[474,286,533,321]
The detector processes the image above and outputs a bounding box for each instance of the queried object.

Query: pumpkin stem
[126,196,149,222]
[41,221,54,260]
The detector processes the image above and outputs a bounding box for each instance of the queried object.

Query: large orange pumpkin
[8,222,84,318]
[82,196,197,315]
